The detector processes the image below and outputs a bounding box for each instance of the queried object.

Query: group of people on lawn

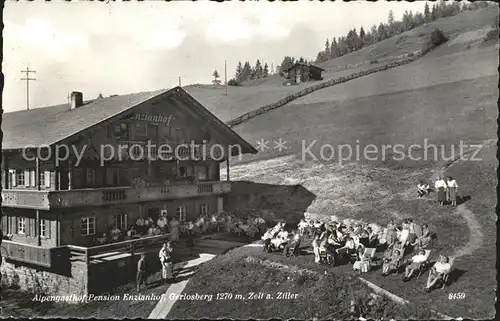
[418,176,459,206]
[262,213,451,292]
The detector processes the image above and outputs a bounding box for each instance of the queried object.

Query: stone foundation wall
[1,258,88,296]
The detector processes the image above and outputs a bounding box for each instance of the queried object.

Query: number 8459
[449,293,466,300]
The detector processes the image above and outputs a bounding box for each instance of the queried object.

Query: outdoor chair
[287,240,301,257]
[440,257,455,289]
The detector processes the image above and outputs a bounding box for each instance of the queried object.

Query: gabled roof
[2,87,257,155]
[284,63,325,72]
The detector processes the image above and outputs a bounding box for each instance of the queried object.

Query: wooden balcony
[1,240,66,267]
[67,234,171,265]
[1,181,231,209]
[1,189,51,210]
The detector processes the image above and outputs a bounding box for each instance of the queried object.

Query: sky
[3,0,426,113]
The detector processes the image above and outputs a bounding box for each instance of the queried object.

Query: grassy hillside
[168,245,434,320]
[218,9,498,318]
[184,8,497,126]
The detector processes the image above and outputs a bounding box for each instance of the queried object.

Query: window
[81,217,96,236]
[115,213,128,230]
[200,204,209,215]
[39,171,45,187]
[176,206,186,222]
[196,166,208,181]
[114,122,130,140]
[18,217,26,235]
[133,123,148,141]
[40,220,47,237]
[86,168,96,186]
[16,170,25,187]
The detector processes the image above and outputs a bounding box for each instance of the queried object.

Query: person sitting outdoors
[148,224,161,236]
[135,217,145,235]
[298,219,308,236]
[407,218,418,247]
[353,246,366,272]
[417,181,431,197]
[157,215,168,234]
[270,228,289,251]
[146,216,154,227]
[399,221,410,249]
[282,230,300,257]
[354,249,372,273]
[127,225,138,239]
[403,249,428,281]
[366,227,378,247]
[111,225,122,242]
[358,228,370,247]
[425,255,452,292]
[382,249,402,276]
[96,232,108,245]
[417,224,433,249]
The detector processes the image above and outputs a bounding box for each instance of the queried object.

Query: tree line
[316,0,493,63]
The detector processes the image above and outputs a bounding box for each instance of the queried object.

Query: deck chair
[441,257,455,289]
[287,240,301,257]
[362,248,377,272]
[416,250,432,279]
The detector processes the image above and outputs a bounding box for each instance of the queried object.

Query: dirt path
[451,204,484,258]
[433,139,494,259]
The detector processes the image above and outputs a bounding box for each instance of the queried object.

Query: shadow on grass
[447,268,467,285]
[456,195,472,205]
[227,181,316,225]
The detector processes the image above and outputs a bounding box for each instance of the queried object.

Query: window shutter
[45,171,51,188]
[2,215,7,232]
[11,170,17,187]
[25,218,31,236]
[24,170,30,187]
[45,219,51,238]
[30,170,36,187]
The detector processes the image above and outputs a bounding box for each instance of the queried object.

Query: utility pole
[21,67,36,110]
[224,60,228,96]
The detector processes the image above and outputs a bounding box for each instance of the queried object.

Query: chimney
[70,91,84,109]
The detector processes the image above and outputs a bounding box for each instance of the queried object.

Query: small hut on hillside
[284,63,325,85]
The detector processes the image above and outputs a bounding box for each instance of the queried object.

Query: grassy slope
[184,8,497,125]
[168,245,434,320]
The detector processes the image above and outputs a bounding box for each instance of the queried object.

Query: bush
[227,79,241,86]
[369,60,379,65]
[430,28,448,48]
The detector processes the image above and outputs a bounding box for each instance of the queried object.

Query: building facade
[0,87,256,294]
[284,63,325,84]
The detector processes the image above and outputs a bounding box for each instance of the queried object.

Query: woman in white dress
[446,177,459,206]
[159,242,174,284]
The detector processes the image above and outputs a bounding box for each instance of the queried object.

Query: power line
[20,67,36,110]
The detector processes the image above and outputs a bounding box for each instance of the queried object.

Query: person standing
[136,253,147,292]
[169,217,180,241]
[157,214,167,234]
[435,177,447,206]
[446,177,459,206]
[159,242,174,284]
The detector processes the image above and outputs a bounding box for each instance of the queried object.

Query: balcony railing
[1,189,50,210]
[67,234,171,265]
[1,181,231,209]
[1,240,65,267]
